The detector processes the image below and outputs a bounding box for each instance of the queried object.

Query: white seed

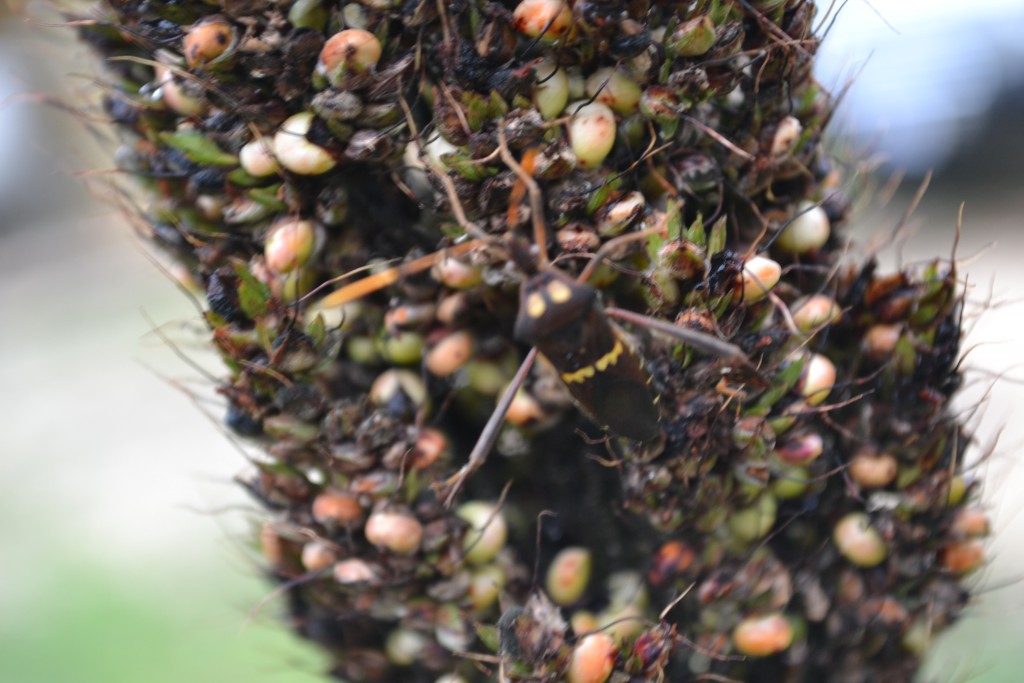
[300,541,337,572]
[799,353,836,406]
[733,613,794,657]
[546,547,592,606]
[364,510,423,555]
[566,100,617,169]
[239,137,279,177]
[775,201,830,254]
[264,218,319,274]
[425,329,474,377]
[273,112,336,175]
[595,191,645,236]
[566,633,617,683]
[848,450,898,489]
[533,57,569,120]
[834,512,887,567]
[469,565,506,612]
[512,0,574,41]
[155,64,204,117]
[862,323,902,359]
[317,29,382,86]
[771,115,802,157]
[585,67,642,114]
[333,558,377,584]
[422,133,460,171]
[385,628,430,667]
[791,294,841,333]
[457,501,508,565]
[739,255,781,303]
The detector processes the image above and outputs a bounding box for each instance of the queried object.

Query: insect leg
[437,347,538,508]
[604,306,755,371]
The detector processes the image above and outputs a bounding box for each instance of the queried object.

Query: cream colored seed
[863,323,902,359]
[732,613,794,657]
[585,67,642,114]
[800,353,836,406]
[834,512,887,567]
[183,18,233,68]
[566,633,617,683]
[847,450,898,489]
[317,28,382,85]
[312,490,364,526]
[264,218,317,274]
[364,510,423,555]
[457,501,508,565]
[775,201,830,255]
[425,329,474,377]
[739,255,781,303]
[546,547,592,606]
[512,0,574,40]
[791,294,841,333]
[239,138,279,177]
[332,558,377,584]
[567,100,617,169]
[273,112,336,175]
[300,541,337,572]
[533,57,569,119]
[771,115,802,157]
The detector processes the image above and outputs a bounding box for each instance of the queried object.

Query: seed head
[312,489,365,527]
[567,101,617,169]
[457,501,508,565]
[799,353,836,406]
[264,218,318,274]
[739,255,782,303]
[317,29,382,87]
[533,57,569,120]
[239,138,279,177]
[183,17,234,69]
[585,67,642,114]
[770,115,803,157]
[566,633,617,683]
[833,512,887,567]
[775,202,830,255]
[939,540,985,575]
[333,558,379,584]
[364,509,424,555]
[848,449,898,489]
[732,613,794,657]
[546,547,592,606]
[791,294,841,333]
[425,329,474,377]
[273,112,336,175]
[512,0,574,41]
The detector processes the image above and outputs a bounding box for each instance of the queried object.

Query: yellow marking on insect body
[547,280,572,303]
[560,340,624,384]
[595,340,623,371]
[527,292,547,318]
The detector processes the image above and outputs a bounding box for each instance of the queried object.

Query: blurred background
[1,1,1022,681]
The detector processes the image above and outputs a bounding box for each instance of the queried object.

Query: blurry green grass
[0,564,327,683]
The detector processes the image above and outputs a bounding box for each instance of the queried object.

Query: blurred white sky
[815,0,1024,172]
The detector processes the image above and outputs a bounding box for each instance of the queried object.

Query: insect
[318,124,753,506]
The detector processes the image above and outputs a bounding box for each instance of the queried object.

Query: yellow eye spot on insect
[595,341,622,371]
[547,280,572,303]
[527,292,547,318]
[562,365,597,384]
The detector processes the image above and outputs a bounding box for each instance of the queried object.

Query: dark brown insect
[318,125,753,506]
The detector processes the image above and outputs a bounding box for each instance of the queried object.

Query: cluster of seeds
[79,0,986,681]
